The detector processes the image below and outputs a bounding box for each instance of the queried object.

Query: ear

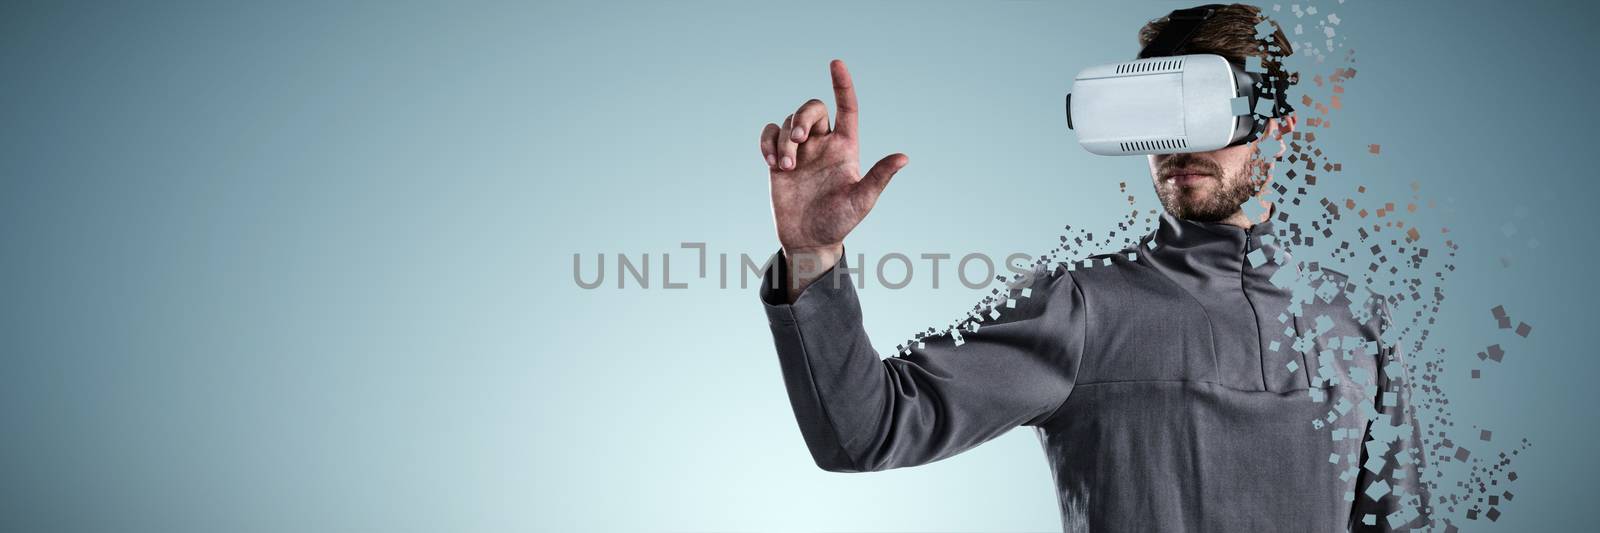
[1265,114,1296,161]
[1272,113,1298,139]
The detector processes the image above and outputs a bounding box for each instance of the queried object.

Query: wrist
[781,243,844,303]
[783,243,843,269]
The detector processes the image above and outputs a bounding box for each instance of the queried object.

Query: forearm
[761,252,887,471]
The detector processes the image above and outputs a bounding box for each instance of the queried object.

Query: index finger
[830,59,858,138]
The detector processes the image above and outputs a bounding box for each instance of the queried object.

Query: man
[755,4,1429,532]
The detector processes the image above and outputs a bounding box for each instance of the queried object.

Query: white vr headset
[1066,5,1293,156]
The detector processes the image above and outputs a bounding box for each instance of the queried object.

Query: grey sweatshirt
[759,213,1430,532]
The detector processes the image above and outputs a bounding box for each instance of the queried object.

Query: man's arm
[1351,300,1433,531]
[751,60,1081,471]
[759,253,1085,472]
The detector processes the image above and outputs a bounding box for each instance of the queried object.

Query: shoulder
[1044,242,1151,290]
[1311,265,1389,304]
[1300,264,1391,332]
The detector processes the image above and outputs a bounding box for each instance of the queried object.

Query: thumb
[860,153,908,195]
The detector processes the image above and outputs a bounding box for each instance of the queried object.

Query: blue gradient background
[1,1,1593,531]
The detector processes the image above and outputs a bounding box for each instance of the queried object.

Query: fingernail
[766,154,776,167]
[781,156,793,169]
[791,127,805,141]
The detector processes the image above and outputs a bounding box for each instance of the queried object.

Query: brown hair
[1138,4,1295,82]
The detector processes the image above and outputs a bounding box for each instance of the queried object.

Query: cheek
[1219,147,1260,178]
[1218,145,1254,167]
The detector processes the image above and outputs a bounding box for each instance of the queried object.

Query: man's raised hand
[758,60,908,301]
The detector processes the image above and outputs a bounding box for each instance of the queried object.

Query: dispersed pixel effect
[1256,3,1533,529]
[894,2,1533,530]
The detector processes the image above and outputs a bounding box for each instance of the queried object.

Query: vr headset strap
[1137,4,1226,59]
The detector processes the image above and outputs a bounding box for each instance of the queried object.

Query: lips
[1164,172,1214,186]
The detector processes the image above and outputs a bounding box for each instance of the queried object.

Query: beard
[1154,153,1258,222]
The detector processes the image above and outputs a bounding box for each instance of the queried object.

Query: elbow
[789,407,878,472]
[807,445,868,473]
[813,458,862,473]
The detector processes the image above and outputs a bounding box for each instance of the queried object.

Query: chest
[1070,264,1380,394]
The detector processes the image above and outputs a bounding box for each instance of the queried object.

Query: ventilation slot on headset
[1119,138,1188,152]
[1114,59,1184,74]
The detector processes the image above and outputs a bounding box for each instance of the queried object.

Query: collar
[1145,204,1284,273]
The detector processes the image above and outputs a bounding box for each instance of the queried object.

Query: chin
[1176,189,1213,204]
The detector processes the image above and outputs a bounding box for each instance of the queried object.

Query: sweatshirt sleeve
[1351,300,1433,531]
[758,250,1086,473]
